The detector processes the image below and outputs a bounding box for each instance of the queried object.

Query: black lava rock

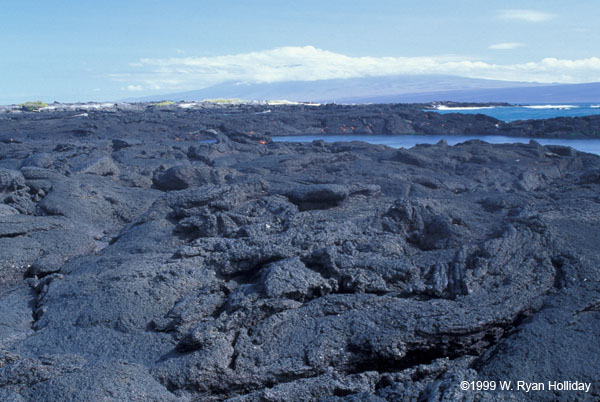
[0,104,599,401]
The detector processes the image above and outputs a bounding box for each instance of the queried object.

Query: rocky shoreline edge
[2,101,600,143]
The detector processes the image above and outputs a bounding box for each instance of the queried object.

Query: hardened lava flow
[1,103,599,401]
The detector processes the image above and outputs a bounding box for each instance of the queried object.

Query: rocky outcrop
[0,109,599,401]
[2,102,600,142]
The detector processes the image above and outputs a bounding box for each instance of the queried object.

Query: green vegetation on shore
[19,101,48,111]
[153,100,175,107]
[203,98,245,104]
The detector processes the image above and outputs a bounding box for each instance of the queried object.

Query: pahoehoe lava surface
[0,104,599,401]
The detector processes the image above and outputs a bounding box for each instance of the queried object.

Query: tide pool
[272,134,600,155]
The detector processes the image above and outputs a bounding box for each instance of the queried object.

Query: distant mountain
[132,75,600,104]
[337,82,600,104]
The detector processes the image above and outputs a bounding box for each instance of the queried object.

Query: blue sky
[2,0,599,103]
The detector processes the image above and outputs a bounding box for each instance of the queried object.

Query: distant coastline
[2,101,600,141]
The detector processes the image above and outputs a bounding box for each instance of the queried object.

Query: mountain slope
[133,75,542,103]
[338,82,600,104]
[132,75,600,104]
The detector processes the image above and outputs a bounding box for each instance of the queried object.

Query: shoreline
[2,101,600,141]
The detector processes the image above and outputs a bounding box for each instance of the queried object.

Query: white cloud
[498,9,554,22]
[489,42,525,50]
[123,85,144,91]
[113,46,600,91]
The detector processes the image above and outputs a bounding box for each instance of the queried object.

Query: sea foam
[436,105,495,111]
[523,105,578,110]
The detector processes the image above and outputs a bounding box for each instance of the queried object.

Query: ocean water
[271,105,600,154]
[272,135,600,155]
[430,103,600,122]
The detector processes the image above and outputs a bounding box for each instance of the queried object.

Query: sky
[1,0,600,104]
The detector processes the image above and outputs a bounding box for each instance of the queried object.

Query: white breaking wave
[590,105,600,108]
[38,103,116,111]
[436,105,496,111]
[177,102,200,109]
[523,105,578,110]
[69,103,116,110]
